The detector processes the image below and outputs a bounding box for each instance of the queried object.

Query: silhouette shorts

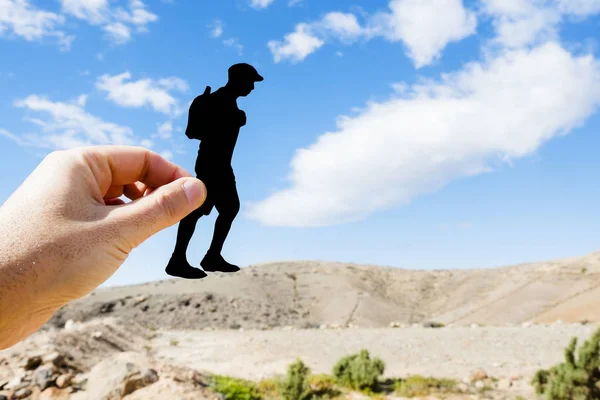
[192,174,239,217]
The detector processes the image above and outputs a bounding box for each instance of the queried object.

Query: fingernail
[183,179,206,205]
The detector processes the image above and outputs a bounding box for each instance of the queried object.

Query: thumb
[111,177,207,249]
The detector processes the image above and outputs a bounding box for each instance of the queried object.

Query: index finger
[81,146,193,196]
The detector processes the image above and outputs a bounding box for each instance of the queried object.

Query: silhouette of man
[166,63,263,279]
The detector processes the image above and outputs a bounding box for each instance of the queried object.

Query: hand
[0,146,206,349]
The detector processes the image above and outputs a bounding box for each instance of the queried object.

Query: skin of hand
[0,146,207,350]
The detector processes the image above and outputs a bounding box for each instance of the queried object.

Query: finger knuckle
[155,191,178,219]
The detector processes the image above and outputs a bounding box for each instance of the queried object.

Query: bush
[531,327,600,400]
[212,375,261,400]
[281,358,311,400]
[394,375,457,397]
[332,349,385,390]
[308,374,341,398]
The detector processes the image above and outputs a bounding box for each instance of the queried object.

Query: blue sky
[1,0,600,287]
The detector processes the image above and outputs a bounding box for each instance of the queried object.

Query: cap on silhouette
[228,63,264,83]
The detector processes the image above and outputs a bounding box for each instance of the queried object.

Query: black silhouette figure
[166,63,264,279]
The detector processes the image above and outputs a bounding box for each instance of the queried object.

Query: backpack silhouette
[185,86,212,141]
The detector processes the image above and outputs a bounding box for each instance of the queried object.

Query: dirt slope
[46,251,600,330]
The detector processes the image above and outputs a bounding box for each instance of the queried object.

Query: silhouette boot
[200,251,240,273]
[166,254,207,279]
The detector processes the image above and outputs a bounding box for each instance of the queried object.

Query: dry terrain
[2,251,600,399]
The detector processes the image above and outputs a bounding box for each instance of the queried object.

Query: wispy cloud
[8,94,137,150]
[247,42,600,227]
[268,0,477,67]
[0,0,74,50]
[250,0,276,10]
[209,19,223,38]
[60,0,157,45]
[96,72,189,116]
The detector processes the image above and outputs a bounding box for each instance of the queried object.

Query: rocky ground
[3,252,600,399]
[1,316,598,399]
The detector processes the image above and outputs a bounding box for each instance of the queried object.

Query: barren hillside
[46,251,600,330]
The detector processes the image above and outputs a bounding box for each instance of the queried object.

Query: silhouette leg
[201,183,240,273]
[166,209,207,279]
[173,213,200,258]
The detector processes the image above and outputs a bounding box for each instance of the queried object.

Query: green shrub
[531,327,600,400]
[308,374,341,398]
[394,375,457,397]
[212,375,261,400]
[281,358,311,400]
[332,349,385,391]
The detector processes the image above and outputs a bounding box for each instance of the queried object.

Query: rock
[35,365,57,390]
[123,369,159,396]
[474,380,485,389]
[84,352,156,400]
[13,388,32,399]
[92,331,103,339]
[389,321,401,328]
[133,295,148,306]
[470,324,479,328]
[4,375,26,390]
[492,362,504,368]
[510,375,521,382]
[319,324,328,330]
[521,321,533,327]
[42,353,67,368]
[470,369,488,382]
[56,373,73,389]
[64,320,76,330]
[24,356,42,371]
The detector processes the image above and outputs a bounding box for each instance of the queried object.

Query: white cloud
[96,72,189,116]
[103,22,131,44]
[556,0,600,17]
[269,0,476,67]
[152,121,173,140]
[369,0,477,67]
[10,94,137,150]
[481,0,600,50]
[159,150,173,160]
[0,0,74,50]
[318,12,364,42]
[60,0,157,44]
[288,0,303,6]
[140,138,153,148]
[268,23,325,63]
[210,19,223,38]
[224,37,244,55]
[246,42,600,227]
[250,0,276,9]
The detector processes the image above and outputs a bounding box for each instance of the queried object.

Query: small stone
[42,353,67,368]
[39,387,69,400]
[35,365,57,390]
[5,375,25,390]
[510,375,521,382]
[64,320,76,330]
[92,331,103,339]
[475,380,485,389]
[133,295,148,306]
[14,388,32,399]
[470,323,479,328]
[470,369,488,382]
[521,321,533,327]
[24,356,42,371]
[56,373,73,389]
[457,383,469,392]
[123,369,159,396]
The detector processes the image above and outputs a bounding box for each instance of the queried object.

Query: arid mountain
[47,251,600,331]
